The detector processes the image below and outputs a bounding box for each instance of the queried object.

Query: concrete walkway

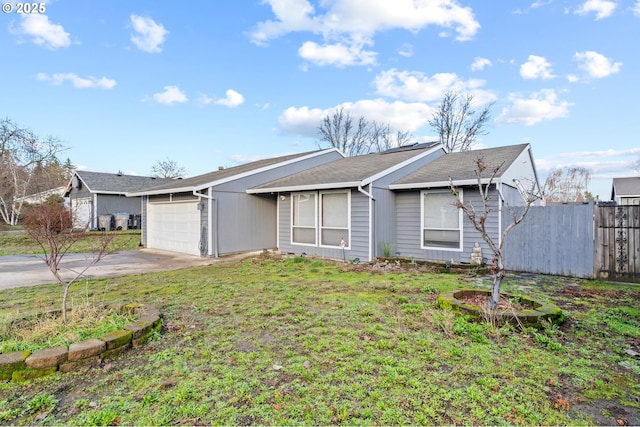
[0,248,254,290]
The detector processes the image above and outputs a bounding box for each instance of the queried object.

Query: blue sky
[2,0,639,200]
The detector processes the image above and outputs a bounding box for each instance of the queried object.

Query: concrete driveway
[0,248,247,290]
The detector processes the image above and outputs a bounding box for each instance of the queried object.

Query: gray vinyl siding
[96,194,141,216]
[277,188,370,261]
[371,149,445,257]
[395,187,500,263]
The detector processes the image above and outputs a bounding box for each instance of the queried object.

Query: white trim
[318,190,351,250]
[248,181,361,194]
[92,193,98,229]
[357,184,374,261]
[420,189,464,252]
[390,178,499,190]
[291,192,318,247]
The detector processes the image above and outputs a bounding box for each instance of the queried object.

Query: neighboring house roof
[389,144,533,189]
[14,186,67,204]
[248,142,442,193]
[611,177,640,200]
[66,171,173,196]
[128,148,342,196]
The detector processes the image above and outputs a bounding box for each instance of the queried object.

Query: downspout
[357,184,375,262]
[496,181,505,247]
[92,193,98,230]
[193,188,218,258]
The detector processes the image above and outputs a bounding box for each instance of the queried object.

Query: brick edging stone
[0,304,162,382]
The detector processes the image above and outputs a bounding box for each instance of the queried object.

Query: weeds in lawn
[0,255,638,425]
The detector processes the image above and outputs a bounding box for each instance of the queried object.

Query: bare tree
[22,199,117,322]
[317,107,413,156]
[429,90,494,153]
[451,157,540,309]
[0,118,65,225]
[543,166,591,204]
[151,157,187,178]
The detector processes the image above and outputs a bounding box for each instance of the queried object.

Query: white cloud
[298,40,377,67]
[36,72,116,89]
[130,14,168,53]
[373,68,496,105]
[214,89,245,108]
[152,86,187,105]
[574,51,622,79]
[520,55,555,80]
[278,98,433,137]
[575,0,616,19]
[12,14,71,49]
[634,0,640,15]
[397,43,414,58]
[471,57,491,72]
[495,89,572,126]
[250,0,480,67]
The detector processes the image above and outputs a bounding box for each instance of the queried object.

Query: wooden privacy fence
[504,203,640,282]
[594,204,640,282]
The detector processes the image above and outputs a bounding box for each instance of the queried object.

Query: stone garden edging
[0,304,162,382]
[437,289,564,327]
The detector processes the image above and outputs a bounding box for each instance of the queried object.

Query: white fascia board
[126,186,195,197]
[389,177,500,190]
[193,148,343,192]
[362,144,444,186]
[247,181,361,194]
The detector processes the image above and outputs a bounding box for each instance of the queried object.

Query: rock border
[0,304,162,382]
[437,289,563,327]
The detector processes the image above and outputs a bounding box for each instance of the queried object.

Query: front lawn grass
[0,230,142,255]
[0,254,638,425]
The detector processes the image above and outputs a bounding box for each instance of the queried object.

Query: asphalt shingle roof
[74,171,173,194]
[391,144,529,186]
[134,149,332,194]
[251,143,440,191]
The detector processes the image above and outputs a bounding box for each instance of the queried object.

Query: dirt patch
[457,294,534,311]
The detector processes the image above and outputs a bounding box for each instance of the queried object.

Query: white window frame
[290,190,351,249]
[420,189,463,252]
[291,192,317,247]
[319,190,351,249]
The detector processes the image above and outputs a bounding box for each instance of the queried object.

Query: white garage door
[147,201,201,256]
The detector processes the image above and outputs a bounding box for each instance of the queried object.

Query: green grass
[0,254,638,425]
[0,230,142,255]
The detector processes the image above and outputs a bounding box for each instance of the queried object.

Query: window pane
[322,193,347,228]
[293,227,316,244]
[321,228,348,247]
[293,194,315,227]
[423,192,459,229]
[423,229,459,248]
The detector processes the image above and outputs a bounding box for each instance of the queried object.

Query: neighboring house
[388,144,540,264]
[611,177,640,205]
[65,171,172,230]
[128,148,344,257]
[248,142,444,262]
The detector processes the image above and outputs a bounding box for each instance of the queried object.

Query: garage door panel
[147,202,201,256]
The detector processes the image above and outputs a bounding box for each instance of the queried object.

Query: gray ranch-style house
[389,144,540,264]
[65,171,172,230]
[129,143,540,266]
[128,149,343,257]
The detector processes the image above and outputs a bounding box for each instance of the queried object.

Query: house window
[320,191,349,247]
[291,191,350,248]
[421,190,462,250]
[292,193,317,245]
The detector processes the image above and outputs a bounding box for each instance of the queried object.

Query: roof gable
[612,177,640,198]
[390,144,531,189]
[249,143,443,193]
[128,148,342,196]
